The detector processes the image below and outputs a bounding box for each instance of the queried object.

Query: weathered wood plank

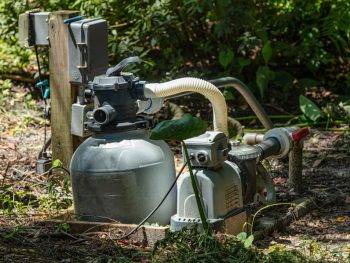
[48,11,79,167]
[40,219,169,246]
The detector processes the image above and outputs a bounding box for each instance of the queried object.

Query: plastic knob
[291,127,310,141]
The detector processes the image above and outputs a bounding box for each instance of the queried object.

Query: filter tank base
[170,210,248,235]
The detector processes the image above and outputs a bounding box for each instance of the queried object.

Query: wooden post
[48,11,79,168]
[288,141,303,193]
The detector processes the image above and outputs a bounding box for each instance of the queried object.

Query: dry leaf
[335,216,347,223]
[343,247,350,252]
[312,158,324,168]
[273,177,288,184]
[7,142,16,150]
[311,210,320,217]
[345,196,350,205]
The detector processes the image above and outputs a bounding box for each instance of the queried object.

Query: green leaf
[150,114,208,141]
[298,78,318,90]
[262,41,272,64]
[237,232,247,242]
[52,159,63,168]
[244,235,254,248]
[274,71,294,91]
[257,29,268,43]
[299,95,325,122]
[237,57,251,70]
[256,66,272,98]
[219,49,234,68]
[223,89,235,101]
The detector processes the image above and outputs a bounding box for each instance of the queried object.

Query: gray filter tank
[70,129,177,225]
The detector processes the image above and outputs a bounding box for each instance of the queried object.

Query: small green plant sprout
[52,159,64,168]
[150,113,210,234]
[55,222,70,233]
[237,202,300,250]
[237,231,255,249]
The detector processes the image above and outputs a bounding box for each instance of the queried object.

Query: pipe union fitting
[93,104,117,125]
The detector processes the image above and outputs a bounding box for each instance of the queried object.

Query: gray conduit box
[68,18,109,84]
[19,10,50,47]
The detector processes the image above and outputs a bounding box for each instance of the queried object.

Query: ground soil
[0,93,349,262]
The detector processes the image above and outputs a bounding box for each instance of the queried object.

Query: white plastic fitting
[242,133,264,145]
[263,127,298,158]
[145,77,228,135]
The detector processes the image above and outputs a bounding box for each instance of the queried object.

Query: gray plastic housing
[171,161,243,231]
[71,103,93,137]
[184,131,228,169]
[19,11,50,47]
[70,129,176,225]
[68,18,108,84]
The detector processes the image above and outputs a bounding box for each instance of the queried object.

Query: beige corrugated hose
[145,77,228,135]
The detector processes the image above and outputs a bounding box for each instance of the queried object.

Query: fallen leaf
[345,196,350,205]
[273,177,288,184]
[7,142,16,150]
[335,217,347,223]
[312,158,324,168]
[268,245,286,251]
[343,247,350,252]
[311,210,320,217]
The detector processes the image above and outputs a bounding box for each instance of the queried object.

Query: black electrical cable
[34,45,43,81]
[116,161,187,240]
[47,166,71,178]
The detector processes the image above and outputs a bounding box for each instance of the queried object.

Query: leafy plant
[299,95,325,122]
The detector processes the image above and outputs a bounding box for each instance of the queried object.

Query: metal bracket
[19,10,50,47]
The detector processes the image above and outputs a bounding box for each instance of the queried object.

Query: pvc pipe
[243,133,264,145]
[145,77,228,135]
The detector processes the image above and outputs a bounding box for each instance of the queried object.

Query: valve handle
[291,127,310,142]
[106,56,141,77]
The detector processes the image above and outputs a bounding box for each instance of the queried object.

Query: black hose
[38,137,51,159]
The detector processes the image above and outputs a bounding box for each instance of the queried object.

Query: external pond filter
[19,13,309,234]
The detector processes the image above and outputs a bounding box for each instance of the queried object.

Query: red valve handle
[291,127,310,141]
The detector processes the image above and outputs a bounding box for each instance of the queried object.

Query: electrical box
[71,103,94,137]
[19,11,50,47]
[184,131,228,169]
[68,18,109,84]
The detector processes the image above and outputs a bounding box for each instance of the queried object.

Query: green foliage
[299,95,325,122]
[152,226,315,262]
[237,232,255,249]
[0,0,349,100]
[52,159,64,168]
[150,113,207,141]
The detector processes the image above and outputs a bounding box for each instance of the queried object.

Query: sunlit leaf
[150,113,207,141]
[299,95,325,122]
[335,216,347,223]
[237,232,247,242]
[244,235,254,248]
[52,159,63,168]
